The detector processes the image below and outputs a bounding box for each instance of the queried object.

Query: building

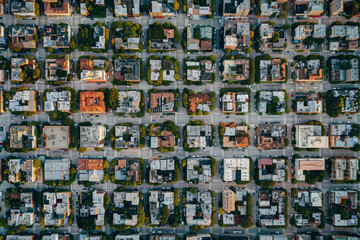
[9,125,37,149]
[149,59,175,82]
[79,91,106,114]
[185,59,215,82]
[223,0,250,17]
[222,59,250,82]
[79,58,107,83]
[260,0,288,17]
[330,25,359,40]
[42,234,70,240]
[224,21,250,51]
[186,157,213,183]
[148,235,177,240]
[295,125,329,148]
[186,26,213,51]
[186,235,213,240]
[43,192,71,226]
[117,90,141,113]
[331,89,359,113]
[186,125,212,148]
[44,90,71,112]
[223,158,250,182]
[258,189,286,226]
[221,189,248,225]
[8,192,35,226]
[44,158,70,181]
[149,159,175,183]
[295,92,323,114]
[80,235,103,240]
[45,59,70,82]
[258,91,286,114]
[187,93,212,113]
[293,189,323,208]
[0,0,5,16]
[6,236,35,240]
[149,91,175,113]
[149,28,176,51]
[11,0,36,18]
[114,59,141,83]
[149,0,176,18]
[330,57,359,82]
[115,125,141,149]
[92,26,106,49]
[294,59,324,82]
[114,0,140,18]
[149,190,174,225]
[11,58,37,82]
[8,158,39,183]
[256,124,287,150]
[114,235,140,240]
[79,190,105,226]
[43,126,70,150]
[294,0,324,18]
[223,189,236,212]
[222,123,249,148]
[43,0,72,17]
[259,59,286,82]
[114,159,140,182]
[258,158,286,181]
[187,0,212,18]
[77,159,104,182]
[330,0,343,15]
[222,92,249,113]
[259,24,286,51]
[259,235,287,240]
[80,126,106,148]
[329,189,358,227]
[330,124,359,148]
[185,190,213,226]
[149,125,176,149]
[294,157,325,181]
[43,24,71,48]
[9,25,37,49]
[331,157,359,181]
[0,25,6,50]
[113,191,139,226]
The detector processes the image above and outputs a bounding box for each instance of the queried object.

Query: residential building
[294,0,324,18]
[294,59,324,82]
[258,91,286,114]
[223,158,250,182]
[224,21,250,51]
[77,159,104,182]
[187,0,212,18]
[259,24,286,51]
[80,126,106,148]
[149,59,175,82]
[0,90,4,113]
[258,189,286,226]
[0,0,5,16]
[117,90,141,113]
[45,58,70,82]
[115,125,141,149]
[331,89,359,113]
[149,0,175,18]
[42,234,70,240]
[79,190,105,226]
[149,190,174,225]
[43,0,73,17]
[148,235,177,240]
[44,158,70,181]
[149,125,176,149]
[8,192,35,226]
[185,190,213,226]
[330,124,359,148]
[92,26,106,49]
[43,24,71,48]
[261,0,288,17]
[186,125,212,148]
[115,36,140,51]
[330,0,343,15]
[0,25,6,50]
[295,125,329,148]
[186,235,213,240]
[114,235,140,240]
[80,235,103,240]
[223,0,250,18]
[295,212,322,227]
[294,157,325,181]
[329,25,359,51]
[149,158,175,183]
[223,189,236,212]
[6,236,35,240]
[149,28,176,50]
[222,123,249,148]
[221,189,248,225]
[222,92,249,113]
[331,157,359,181]
[185,59,215,82]
[114,0,140,18]
[329,189,358,227]
[258,158,286,181]
[43,191,71,226]
[11,58,37,82]
[114,159,140,182]
[9,125,37,149]
[114,59,141,83]
[294,24,326,50]
[79,58,107,83]
[8,158,39,183]
[43,126,70,150]
[259,58,286,82]
[79,91,106,114]
[11,0,36,18]
[259,235,287,240]
[149,91,175,113]
[113,191,139,226]
[295,92,323,114]
[43,90,71,112]
[293,189,323,207]
[330,57,359,82]
[187,92,212,113]
[9,25,37,49]
[222,59,250,81]
[186,157,213,183]
[186,26,213,51]
[256,124,287,150]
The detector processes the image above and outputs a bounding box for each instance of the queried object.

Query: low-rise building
[45,58,70,82]
[115,125,141,149]
[149,158,175,184]
[259,24,286,51]
[114,0,140,18]
[330,57,359,82]
[117,90,141,113]
[295,124,328,148]
[224,21,250,51]
[331,157,359,181]
[0,25,6,50]
[6,236,35,240]
[43,90,71,112]
[329,189,358,227]
[221,123,249,148]
[8,192,35,226]
[258,189,286,226]
[114,235,140,240]
[11,0,36,18]
[221,188,248,225]
[79,190,105,226]
[187,0,212,18]
[330,124,359,148]
[113,191,139,226]
[114,59,141,83]
[256,124,287,150]
[79,58,108,83]
[80,126,106,149]
[222,92,249,114]
[77,159,104,182]
[185,190,213,226]
[44,158,70,181]
[42,234,70,240]
[258,91,286,114]
[186,26,213,51]
[295,92,323,114]
[79,91,106,114]
[294,157,325,181]
[149,91,175,113]
[186,125,212,148]
[43,0,72,17]
[11,58,38,83]
[331,89,359,113]
[329,25,359,51]
[92,26,106,50]
[43,191,71,226]
[294,0,324,18]
[293,189,323,207]
[9,25,37,49]
[8,158,39,183]
[43,126,70,150]
[222,59,250,82]
[114,159,140,182]
[43,24,71,48]
[223,0,250,18]
[330,0,343,15]
[9,125,37,149]
[223,158,250,182]
[259,58,286,82]
[149,58,176,82]
[149,125,176,149]
[148,235,177,240]
[185,59,215,83]
[149,190,174,225]
[0,0,5,16]
[260,0,288,17]
[258,158,286,182]
[294,59,324,82]
[186,157,213,183]
[187,92,213,114]
[149,0,175,18]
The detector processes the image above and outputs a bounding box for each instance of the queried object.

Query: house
[149,91,175,113]
[117,91,141,113]
[331,89,359,113]
[330,124,359,148]
[0,90,5,113]
[149,126,176,149]
[330,57,359,82]
[92,26,106,49]
[259,235,287,240]
[114,59,141,83]
[80,58,107,83]
[43,0,73,17]
[79,190,105,226]
[114,159,140,182]
[80,126,106,148]
[187,0,212,18]
[295,92,323,114]
[186,125,212,148]
[114,235,140,240]
[8,158,39,183]
[115,36,140,51]
[294,157,325,181]
[9,25,37,49]
[149,28,176,50]
[294,0,324,18]
[9,125,37,149]
[0,25,6,50]
[293,189,323,208]
[149,59,175,82]
[256,124,287,150]
[221,92,249,114]
[43,126,70,150]
[331,157,359,181]
[186,158,213,183]
[149,159,175,183]
[186,26,213,51]
[329,25,359,51]
[295,125,328,148]
[6,236,35,240]
[223,158,250,182]
[223,0,250,18]
[259,24,286,51]
[258,158,286,181]
[80,235,103,240]
[113,191,139,226]
[114,0,140,18]
[294,59,324,82]
[260,0,288,17]
[8,192,35,226]
[43,24,71,48]
[185,59,215,82]
[258,190,286,226]
[0,0,5,16]
[149,0,175,18]
[79,91,106,114]
[11,58,37,82]
[11,0,36,18]
[148,235,177,240]
[77,159,104,182]
[42,234,70,240]
[222,123,249,148]
[149,190,174,225]
[222,59,249,81]
[330,0,343,15]
[45,59,70,82]
[259,59,286,82]
[43,192,71,226]
[258,91,286,114]
[185,190,213,226]
[44,158,70,181]
[44,90,71,112]
[186,235,213,240]
[329,189,358,227]
[187,93,212,113]
[115,125,141,149]
[224,21,250,51]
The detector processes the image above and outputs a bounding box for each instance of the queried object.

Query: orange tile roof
[77,159,103,170]
[80,59,93,70]
[150,92,175,109]
[79,91,106,113]
[164,29,174,39]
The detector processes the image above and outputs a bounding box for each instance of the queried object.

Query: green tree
[32,158,41,168]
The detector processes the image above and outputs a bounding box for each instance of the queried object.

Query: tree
[104,194,110,206]
[103,161,109,169]
[160,205,171,225]
[218,207,224,215]
[108,88,120,110]
[271,32,280,42]
[33,158,41,168]
[173,0,180,11]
